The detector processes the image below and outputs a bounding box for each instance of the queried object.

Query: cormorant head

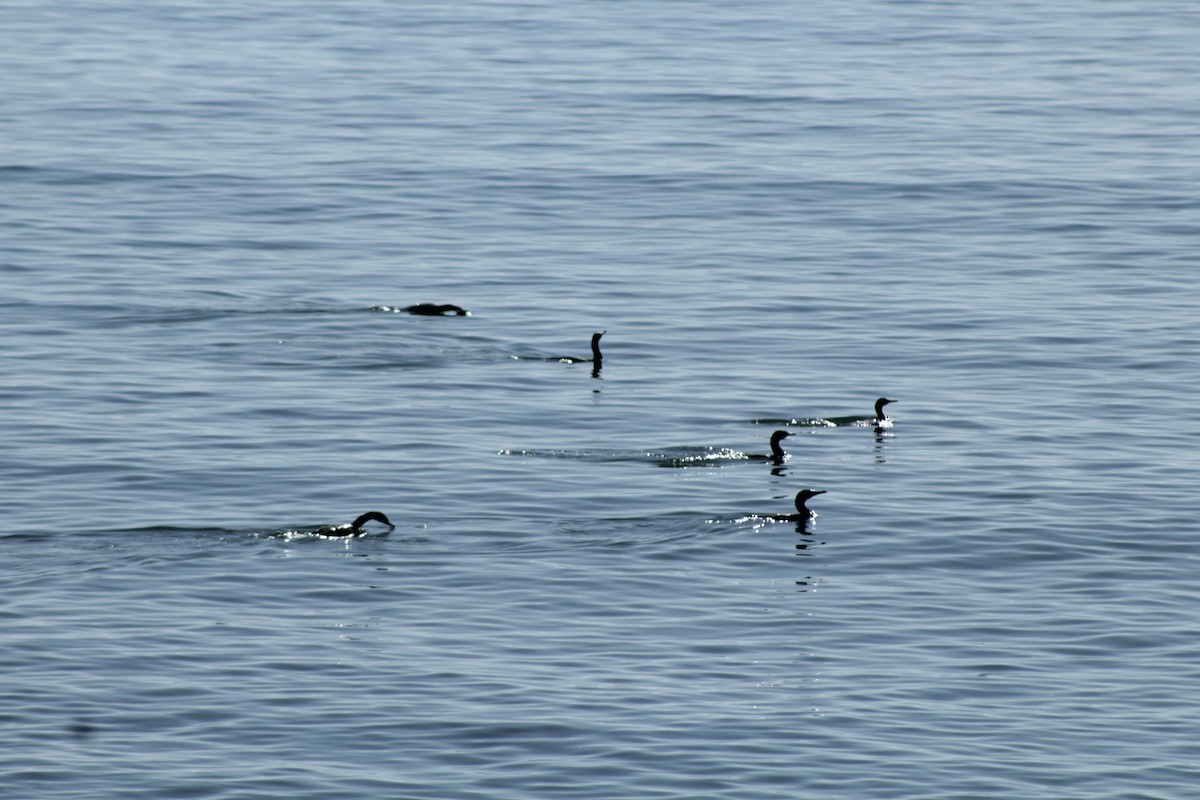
[793,489,826,512]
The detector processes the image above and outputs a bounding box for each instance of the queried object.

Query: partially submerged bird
[873,397,895,429]
[768,489,826,521]
[312,511,395,537]
[745,430,792,464]
[548,330,605,366]
[402,303,469,316]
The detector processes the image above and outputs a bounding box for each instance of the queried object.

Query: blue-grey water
[3,2,1199,797]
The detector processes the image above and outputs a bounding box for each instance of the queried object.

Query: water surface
[3,2,1199,798]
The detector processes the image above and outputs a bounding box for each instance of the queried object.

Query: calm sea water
[3,2,1199,798]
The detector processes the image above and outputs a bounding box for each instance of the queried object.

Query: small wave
[499,448,641,463]
[499,446,762,468]
[650,448,761,468]
[85,302,340,329]
[476,514,719,553]
[751,416,875,427]
[0,164,169,186]
[89,524,238,537]
[269,528,393,542]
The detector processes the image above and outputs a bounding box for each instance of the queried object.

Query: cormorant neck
[793,491,825,515]
[351,511,394,532]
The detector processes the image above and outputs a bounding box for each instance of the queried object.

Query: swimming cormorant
[548,330,604,365]
[403,303,469,316]
[770,489,826,521]
[313,511,395,537]
[745,430,792,464]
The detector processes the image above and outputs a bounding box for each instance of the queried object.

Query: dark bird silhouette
[313,511,395,537]
[745,430,792,465]
[768,490,826,521]
[403,303,469,316]
[548,330,605,367]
